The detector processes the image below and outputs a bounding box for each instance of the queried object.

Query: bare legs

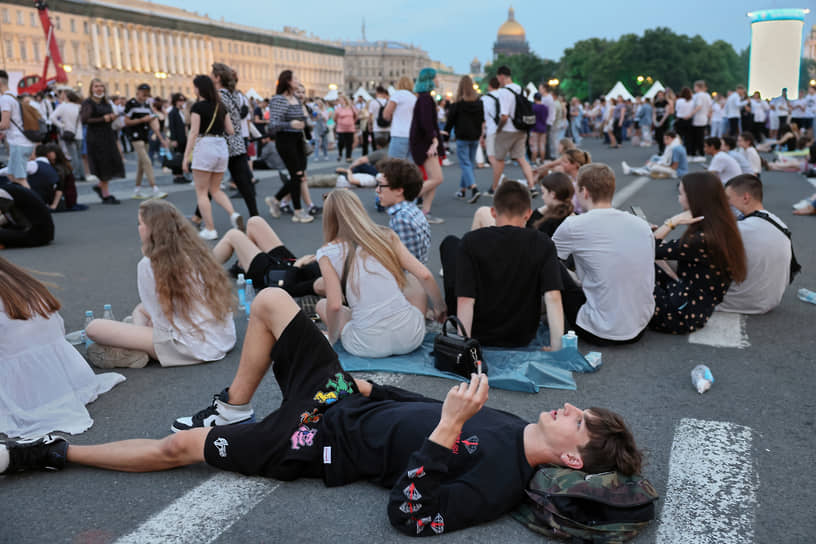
[419,156,443,214]
[194,169,236,231]
[470,206,496,231]
[85,304,158,359]
[213,216,284,270]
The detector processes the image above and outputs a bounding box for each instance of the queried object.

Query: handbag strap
[203,103,218,136]
[443,316,469,338]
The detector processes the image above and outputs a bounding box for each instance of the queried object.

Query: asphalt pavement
[1,138,815,544]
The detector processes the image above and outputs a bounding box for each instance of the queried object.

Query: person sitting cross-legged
[440,180,565,349]
[0,287,643,538]
[621,130,688,179]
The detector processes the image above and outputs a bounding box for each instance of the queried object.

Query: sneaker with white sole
[424,213,444,224]
[621,161,632,175]
[265,196,281,218]
[793,199,811,211]
[230,212,245,232]
[86,343,149,369]
[171,388,255,432]
[132,187,147,199]
[199,228,218,240]
[151,187,168,199]
[468,187,481,204]
[292,210,315,223]
[0,434,68,474]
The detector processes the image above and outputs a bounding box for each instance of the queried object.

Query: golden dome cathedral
[493,6,530,58]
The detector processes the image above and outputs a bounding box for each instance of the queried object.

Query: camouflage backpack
[512,465,659,543]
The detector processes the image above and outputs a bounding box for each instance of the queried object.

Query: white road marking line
[351,371,406,386]
[688,311,750,349]
[612,176,651,208]
[807,178,816,189]
[114,473,279,544]
[657,418,756,544]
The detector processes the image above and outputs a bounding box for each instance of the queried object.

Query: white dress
[0,307,125,438]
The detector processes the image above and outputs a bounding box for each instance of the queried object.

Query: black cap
[137,83,151,93]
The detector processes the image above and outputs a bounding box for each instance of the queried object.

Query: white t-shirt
[496,82,522,133]
[388,89,417,139]
[481,92,499,136]
[717,211,790,314]
[751,99,768,123]
[725,93,745,118]
[708,151,742,183]
[0,92,32,146]
[541,93,555,125]
[675,98,693,119]
[552,208,656,340]
[741,147,761,175]
[710,101,724,122]
[368,97,389,133]
[51,102,83,138]
[316,241,414,329]
[137,257,236,362]
[692,92,712,126]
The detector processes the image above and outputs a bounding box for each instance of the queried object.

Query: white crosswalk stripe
[657,418,757,544]
[688,311,750,348]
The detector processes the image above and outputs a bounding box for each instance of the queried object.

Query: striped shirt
[268,95,305,134]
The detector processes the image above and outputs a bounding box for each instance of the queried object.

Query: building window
[4,40,12,60]
[17,10,22,25]
[72,42,80,65]
[55,16,61,30]
[70,19,76,33]
[19,40,26,61]
[30,12,35,26]
[33,42,40,62]
[83,21,88,33]
[1,9,8,24]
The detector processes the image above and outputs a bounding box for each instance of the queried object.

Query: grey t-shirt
[717,212,790,314]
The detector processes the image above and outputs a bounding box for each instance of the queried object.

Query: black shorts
[246,245,297,289]
[203,310,358,479]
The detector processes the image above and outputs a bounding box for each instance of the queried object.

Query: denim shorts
[388,136,411,160]
[8,145,34,179]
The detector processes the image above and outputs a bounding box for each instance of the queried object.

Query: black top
[27,160,60,204]
[167,107,187,150]
[0,180,54,244]
[526,210,567,238]
[191,100,226,136]
[456,226,563,347]
[443,100,485,141]
[319,383,534,537]
[124,98,152,141]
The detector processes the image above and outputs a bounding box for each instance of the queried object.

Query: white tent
[604,81,634,102]
[643,81,666,100]
[324,89,339,101]
[353,86,373,102]
[245,88,262,100]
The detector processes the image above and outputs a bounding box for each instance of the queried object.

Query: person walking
[334,96,357,163]
[409,68,445,224]
[79,79,123,204]
[443,75,483,204]
[384,76,417,160]
[264,70,314,224]
[123,84,168,200]
[51,91,85,181]
[181,75,243,240]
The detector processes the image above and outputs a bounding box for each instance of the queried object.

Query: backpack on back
[376,99,391,128]
[506,87,536,131]
[512,465,659,543]
[486,93,500,126]
[14,99,47,143]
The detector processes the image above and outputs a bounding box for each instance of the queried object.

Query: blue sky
[160,1,815,74]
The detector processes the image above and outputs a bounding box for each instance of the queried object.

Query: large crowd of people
[0,59,813,538]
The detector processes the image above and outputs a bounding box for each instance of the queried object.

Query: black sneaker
[171,388,256,433]
[530,188,540,199]
[103,195,121,205]
[308,205,322,216]
[280,203,294,215]
[1,435,68,474]
[468,187,481,204]
[486,188,495,197]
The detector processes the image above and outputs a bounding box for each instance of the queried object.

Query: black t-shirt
[319,384,534,536]
[27,160,60,205]
[124,98,152,141]
[456,226,563,347]
[0,181,54,243]
[654,99,667,122]
[526,210,567,238]
[191,100,226,136]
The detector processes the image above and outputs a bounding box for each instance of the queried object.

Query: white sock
[0,444,9,473]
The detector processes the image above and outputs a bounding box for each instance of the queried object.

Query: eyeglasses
[376,183,390,190]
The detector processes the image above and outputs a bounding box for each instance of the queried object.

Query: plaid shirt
[388,201,431,264]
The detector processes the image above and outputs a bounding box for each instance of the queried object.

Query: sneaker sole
[170,414,256,433]
[468,193,481,204]
[86,344,149,369]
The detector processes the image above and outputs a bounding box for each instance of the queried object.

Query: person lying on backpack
[0,288,643,537]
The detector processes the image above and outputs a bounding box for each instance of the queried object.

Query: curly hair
[138,200,234,335]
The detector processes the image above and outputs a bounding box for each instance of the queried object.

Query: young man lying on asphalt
[1,288,642,537]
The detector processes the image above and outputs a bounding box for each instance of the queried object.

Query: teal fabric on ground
[335,327,600,393]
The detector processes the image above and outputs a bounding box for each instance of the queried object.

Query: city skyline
[158,0,816,74]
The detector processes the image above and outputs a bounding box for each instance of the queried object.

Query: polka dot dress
[649,232,731,334]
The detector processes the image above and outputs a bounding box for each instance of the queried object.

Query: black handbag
[264,267,299,290]
[432,316,486,378]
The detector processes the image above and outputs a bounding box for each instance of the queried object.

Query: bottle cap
[104,304,111,310]
[238,273,245,280]
[85,310,94,316]
[247,279,253,286]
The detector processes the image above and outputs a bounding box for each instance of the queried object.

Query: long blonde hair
[0,256,61,320]
[396,76,413,92]
[322,190,405,292]
[456,75,478,102]
[138,200,234,333]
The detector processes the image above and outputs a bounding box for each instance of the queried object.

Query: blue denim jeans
[570,118,583,145]
[456,140,479,189]
[388,136,411,160]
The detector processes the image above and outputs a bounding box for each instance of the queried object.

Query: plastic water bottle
[797,288,816,305]
[562,330,578,349]
[102,303,116,321]
[244,279,255,317]
[236,273,246,313]
[691,364,714,394]
[82,310,94,348]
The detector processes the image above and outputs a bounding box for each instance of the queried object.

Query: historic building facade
[342,40,430,94]
[0,0,344,98]
[493,6,529,59]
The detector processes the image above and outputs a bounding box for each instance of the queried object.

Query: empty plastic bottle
[691,364,714,394]
[562,330,578,349]
[102,303,116,321]
[244,279,255,317]
[236,273,246,313]
[797,288,816,305]
[82,310,94,348]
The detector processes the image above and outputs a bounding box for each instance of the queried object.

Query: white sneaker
[265,196,281,219]
[292,210,315,223]
[230,212,245,232]
[442,158,452,166]
[132,187,147,199]
[151,187,168,199]
[793,199,811,211]
[171,388,255,432]
[199,228,218,240]
[621,161,632,175]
